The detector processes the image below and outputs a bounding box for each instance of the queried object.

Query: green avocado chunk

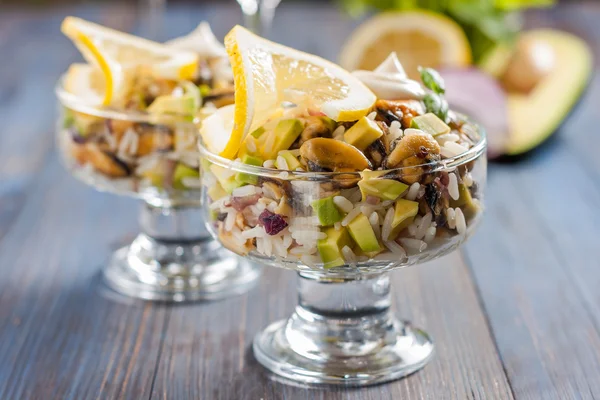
[235,154,264,185]
[311,195,344,226]
[343,116,383,151]
[275,150,302,170]
[173,163,200,190]
[262,118,304,159]
[389,199,420,240]
[410,113,451,137]
[317,226,354,269]
[358,179,408,201]
[450,184,479,218]
[347,214,382,253]
[210,164,243,194]
[250,126,266,139]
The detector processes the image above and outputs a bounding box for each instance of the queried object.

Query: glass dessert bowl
[55,18,260,302]
[198,25,486,385]
[199,118,486,384]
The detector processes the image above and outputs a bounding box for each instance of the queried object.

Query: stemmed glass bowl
[55,78,260,302]
[198,121,486,385]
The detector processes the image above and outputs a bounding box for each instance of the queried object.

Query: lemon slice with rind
[340,11,472,79]
[61,16,198,106]
[220,25,376,159]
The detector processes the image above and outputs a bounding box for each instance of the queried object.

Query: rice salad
[58,21,234,196]
[201,56,486,271]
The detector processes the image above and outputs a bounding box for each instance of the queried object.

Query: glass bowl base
[103,236,261,302]
[253,317,434,386]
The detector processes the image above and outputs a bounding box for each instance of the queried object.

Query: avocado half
[443,29,593,158]
[503,30,592,156]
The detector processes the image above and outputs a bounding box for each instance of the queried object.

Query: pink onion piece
[439,68,509,158]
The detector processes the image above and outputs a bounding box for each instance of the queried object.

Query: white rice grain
[334,222,342,231]
[367,111,377,120]
[381,207,394,241]
[341,246,356,264]
[448,173,459,201]
[369,212,381,239]
[424,226,437,243]
[405,182,420,201]
[441,142,468,158]
[360,205,375,216]
[435,133,460,145]
[333,196,354,213]
[389,120,401,135]
[232,185,259,197]
[415,213,432,240]
[463,173,474,187]
[399,238,428,252]
[384,240,407,258]
[225,209,237,231]
[404,128,423,136]
[276,156,289,170]
[341,207,362,226]
[446,208,456,229]
[455,207,467,235]
[332,125,346,139]
[241,226,266,239]
[263,159,275,168]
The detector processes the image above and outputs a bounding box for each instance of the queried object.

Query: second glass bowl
[198,119,486,385]
[56,80,260,302]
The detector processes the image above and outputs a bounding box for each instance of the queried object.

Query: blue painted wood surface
[0,2,598,399]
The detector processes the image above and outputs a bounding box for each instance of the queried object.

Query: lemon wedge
[219,25,376,159]
[61,16,199,106]
[340,11,471,79]
[200,104,236,155]
[63,63,106,105]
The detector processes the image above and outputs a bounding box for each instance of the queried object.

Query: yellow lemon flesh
[220,25,376,159]
[61,16,198,106]
[340,11,472,79]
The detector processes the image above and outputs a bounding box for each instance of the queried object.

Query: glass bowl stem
[253,271,434,386]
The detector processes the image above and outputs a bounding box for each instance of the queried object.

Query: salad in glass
[199,26,486,385]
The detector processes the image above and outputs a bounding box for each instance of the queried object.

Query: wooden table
[0,2,599,399]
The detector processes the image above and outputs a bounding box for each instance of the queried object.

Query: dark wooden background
[0,2,599,399]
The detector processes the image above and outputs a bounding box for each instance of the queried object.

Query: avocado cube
[410,113,450,137]
[347,214,383,253]
[262,119,304,159]
[311,195,344,226]
[450,184,479,218]
[317,227,354,268]
[235,154,264,185]
[173,163,200,190]
[344,116,383,151]
[358,179,408,201]
[210,164,243,194]
[207,183,228,201]
[275,150,302,170]
[250,126,266,138]
[389,199,420,240]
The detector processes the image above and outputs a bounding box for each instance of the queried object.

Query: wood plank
[152,253,512,399]
[0,155,169,400]
[462,4,600,399]
[0,4,138,240]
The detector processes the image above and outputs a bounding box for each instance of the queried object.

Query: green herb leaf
[423,93,448,122]
[419,67,446,94]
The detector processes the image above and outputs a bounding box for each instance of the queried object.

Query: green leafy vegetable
[419,67,445,94]
[423,93,448,122]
